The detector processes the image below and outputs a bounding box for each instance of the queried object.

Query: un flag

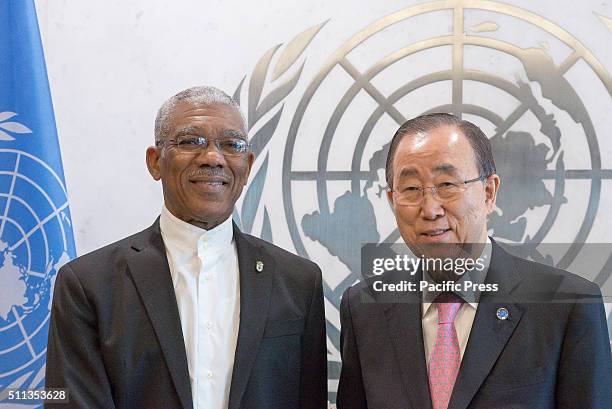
[0,0,76,403]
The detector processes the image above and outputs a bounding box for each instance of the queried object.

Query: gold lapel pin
[255,260,264,273]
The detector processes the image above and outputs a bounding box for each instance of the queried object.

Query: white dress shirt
[159,206,240,409]
[421,238,492,367]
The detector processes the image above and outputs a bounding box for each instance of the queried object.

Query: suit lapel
[228,225,274,409]
[385,303,433,409]
[448,240,524,409]
[126,220,193,409]
[381,273,433,409]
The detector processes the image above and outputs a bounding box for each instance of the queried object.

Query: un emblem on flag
[0,113,73,390]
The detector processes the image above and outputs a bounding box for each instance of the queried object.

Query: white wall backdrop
[35,0,611,253]
[34,0,612,400]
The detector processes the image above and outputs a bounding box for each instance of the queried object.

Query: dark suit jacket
[45,219,327,409]
[337,239,611,409]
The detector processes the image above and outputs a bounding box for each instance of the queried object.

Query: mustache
[187,168,231,180]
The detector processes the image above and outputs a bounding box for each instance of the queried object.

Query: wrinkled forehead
[396,163,462,181]
[169,100,246,134]
[393,127,479,178]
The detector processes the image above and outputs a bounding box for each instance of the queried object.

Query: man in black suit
[46,86,327,409]
[337,113,611,409]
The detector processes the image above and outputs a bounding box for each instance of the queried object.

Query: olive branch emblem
[0,112,32,141]
[232,21,326,240]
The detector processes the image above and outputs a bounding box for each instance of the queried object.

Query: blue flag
[0,0,76,401]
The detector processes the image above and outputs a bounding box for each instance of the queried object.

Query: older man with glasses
[45,86,327,409]
[336,113,611,409]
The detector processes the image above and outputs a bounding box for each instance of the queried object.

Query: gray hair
[154,86,246,143]
[385,113,496,188]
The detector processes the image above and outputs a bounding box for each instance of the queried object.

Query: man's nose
[193,143,225,166]
[419,189,445,220]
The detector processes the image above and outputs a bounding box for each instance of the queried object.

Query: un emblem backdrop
[227,0,612,401]
[33,0,611,405]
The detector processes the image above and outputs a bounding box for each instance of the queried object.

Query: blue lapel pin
[496,307,509,320]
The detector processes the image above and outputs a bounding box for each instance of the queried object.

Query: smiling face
[146,101,253,230]
[386,125,500,255]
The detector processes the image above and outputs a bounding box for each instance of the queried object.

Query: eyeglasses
[157,135,250,156]
[390,175,488,206]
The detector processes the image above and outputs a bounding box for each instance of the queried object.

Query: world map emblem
[0,112,75,391]
[233,0,612,399]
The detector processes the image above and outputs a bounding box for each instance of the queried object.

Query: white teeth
[199,181,223,185]
[425,229,447,236]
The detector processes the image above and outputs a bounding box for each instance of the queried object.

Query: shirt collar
[422,237,492,317]
[159,205,234,255]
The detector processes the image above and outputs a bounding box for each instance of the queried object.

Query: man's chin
[185,208,233,229]
[409,239,473,261]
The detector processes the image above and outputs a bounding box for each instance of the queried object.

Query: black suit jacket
[45,219,327,409]
[337,239,611,409]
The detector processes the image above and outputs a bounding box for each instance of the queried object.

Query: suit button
[207,371,213,379]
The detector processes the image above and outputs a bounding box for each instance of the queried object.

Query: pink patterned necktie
[428,293,463,409]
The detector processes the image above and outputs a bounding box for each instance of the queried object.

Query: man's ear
[244,152,255,185]
[485,174,500,213]
[146,146,162,181]
[386,187,396,212]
